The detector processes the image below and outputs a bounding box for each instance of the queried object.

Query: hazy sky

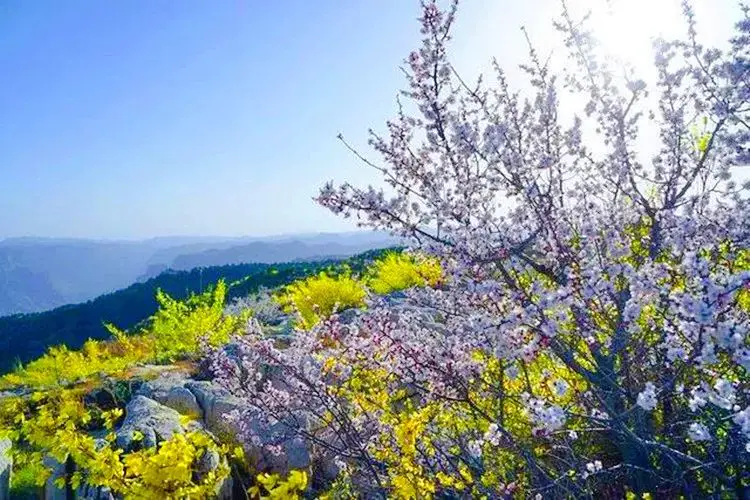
[0,0,743,240]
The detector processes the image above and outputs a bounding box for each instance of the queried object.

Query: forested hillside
[0,248,392,373]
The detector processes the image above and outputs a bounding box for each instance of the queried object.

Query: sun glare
[569,0,685,70]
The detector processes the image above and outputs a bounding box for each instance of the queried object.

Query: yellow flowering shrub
[276,270,366,329]
[249,470,309,499]
[0,388,230,499]
[2,280,246,391]
[366,252,442,295]
[318,327,593,499]
[0,337,153,390]
[276,252,442,330]
[0,281,247,498]
[113,279,249,362]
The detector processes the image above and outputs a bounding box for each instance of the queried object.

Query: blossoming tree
[214,1,750,497]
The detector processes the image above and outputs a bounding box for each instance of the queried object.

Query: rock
[262,423,310,472]
[136,372,189,401]
[132,374,313,476]
[136,373,203,418]
[185,381,311,474]
[165,386,202,417]
[185,381,245,439]
[0,438,11,500]
[74,484,115,500]
[262,321,295,338]
[336,307,361,325]
[43,455,68,500]
[385,290,408,301]
[196,448,221,478]
[115,396,195,451]
[195,449,233,500]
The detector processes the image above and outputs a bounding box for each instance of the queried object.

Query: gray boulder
[136,373,203,418]
[195,448,233,500]
[43,455,67,500]
[136,372,189,401]
[165,386,202,417]
[0,438,11,500]
[185,380,311,474]
[74,484,115,500]
[115,395,196,451]
[184,381,244,439]
[336,307,362,325]
[250,418,311,472]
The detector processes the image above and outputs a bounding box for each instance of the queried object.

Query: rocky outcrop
[115,395,198,451]
[136,374,247,440]
[136,374,202,417]
[41,395,232,499]
[184,381,245,437]
[135,371,313,475]
[0,438,11,500]
[186,380,311,473]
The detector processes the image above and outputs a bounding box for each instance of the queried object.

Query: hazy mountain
[0,232,398,317]
[0,260,63,315]
[0,239,162,316]
[167,239,396,272]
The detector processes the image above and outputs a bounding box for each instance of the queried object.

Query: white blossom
[636,382,658,411]
[687,422,712,442]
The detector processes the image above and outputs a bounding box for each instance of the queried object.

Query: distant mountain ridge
[167,240,392,273]
[0,231,398,317]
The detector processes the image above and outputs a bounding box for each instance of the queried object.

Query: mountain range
[0,231,398,317]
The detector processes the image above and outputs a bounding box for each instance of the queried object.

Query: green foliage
[131,280,248,362]
[276,270,366,329]
[366,251,442,294]
[9,460,42,499]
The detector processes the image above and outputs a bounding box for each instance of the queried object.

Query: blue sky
[0,1,427,239]
[0,1,742,240]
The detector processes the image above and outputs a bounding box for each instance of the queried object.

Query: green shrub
[139,280,247,361]
[2,280,245,390]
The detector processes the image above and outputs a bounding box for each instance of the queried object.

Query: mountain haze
[0,232,397,317]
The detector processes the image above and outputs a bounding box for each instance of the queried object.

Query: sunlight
[569,0,685,70]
